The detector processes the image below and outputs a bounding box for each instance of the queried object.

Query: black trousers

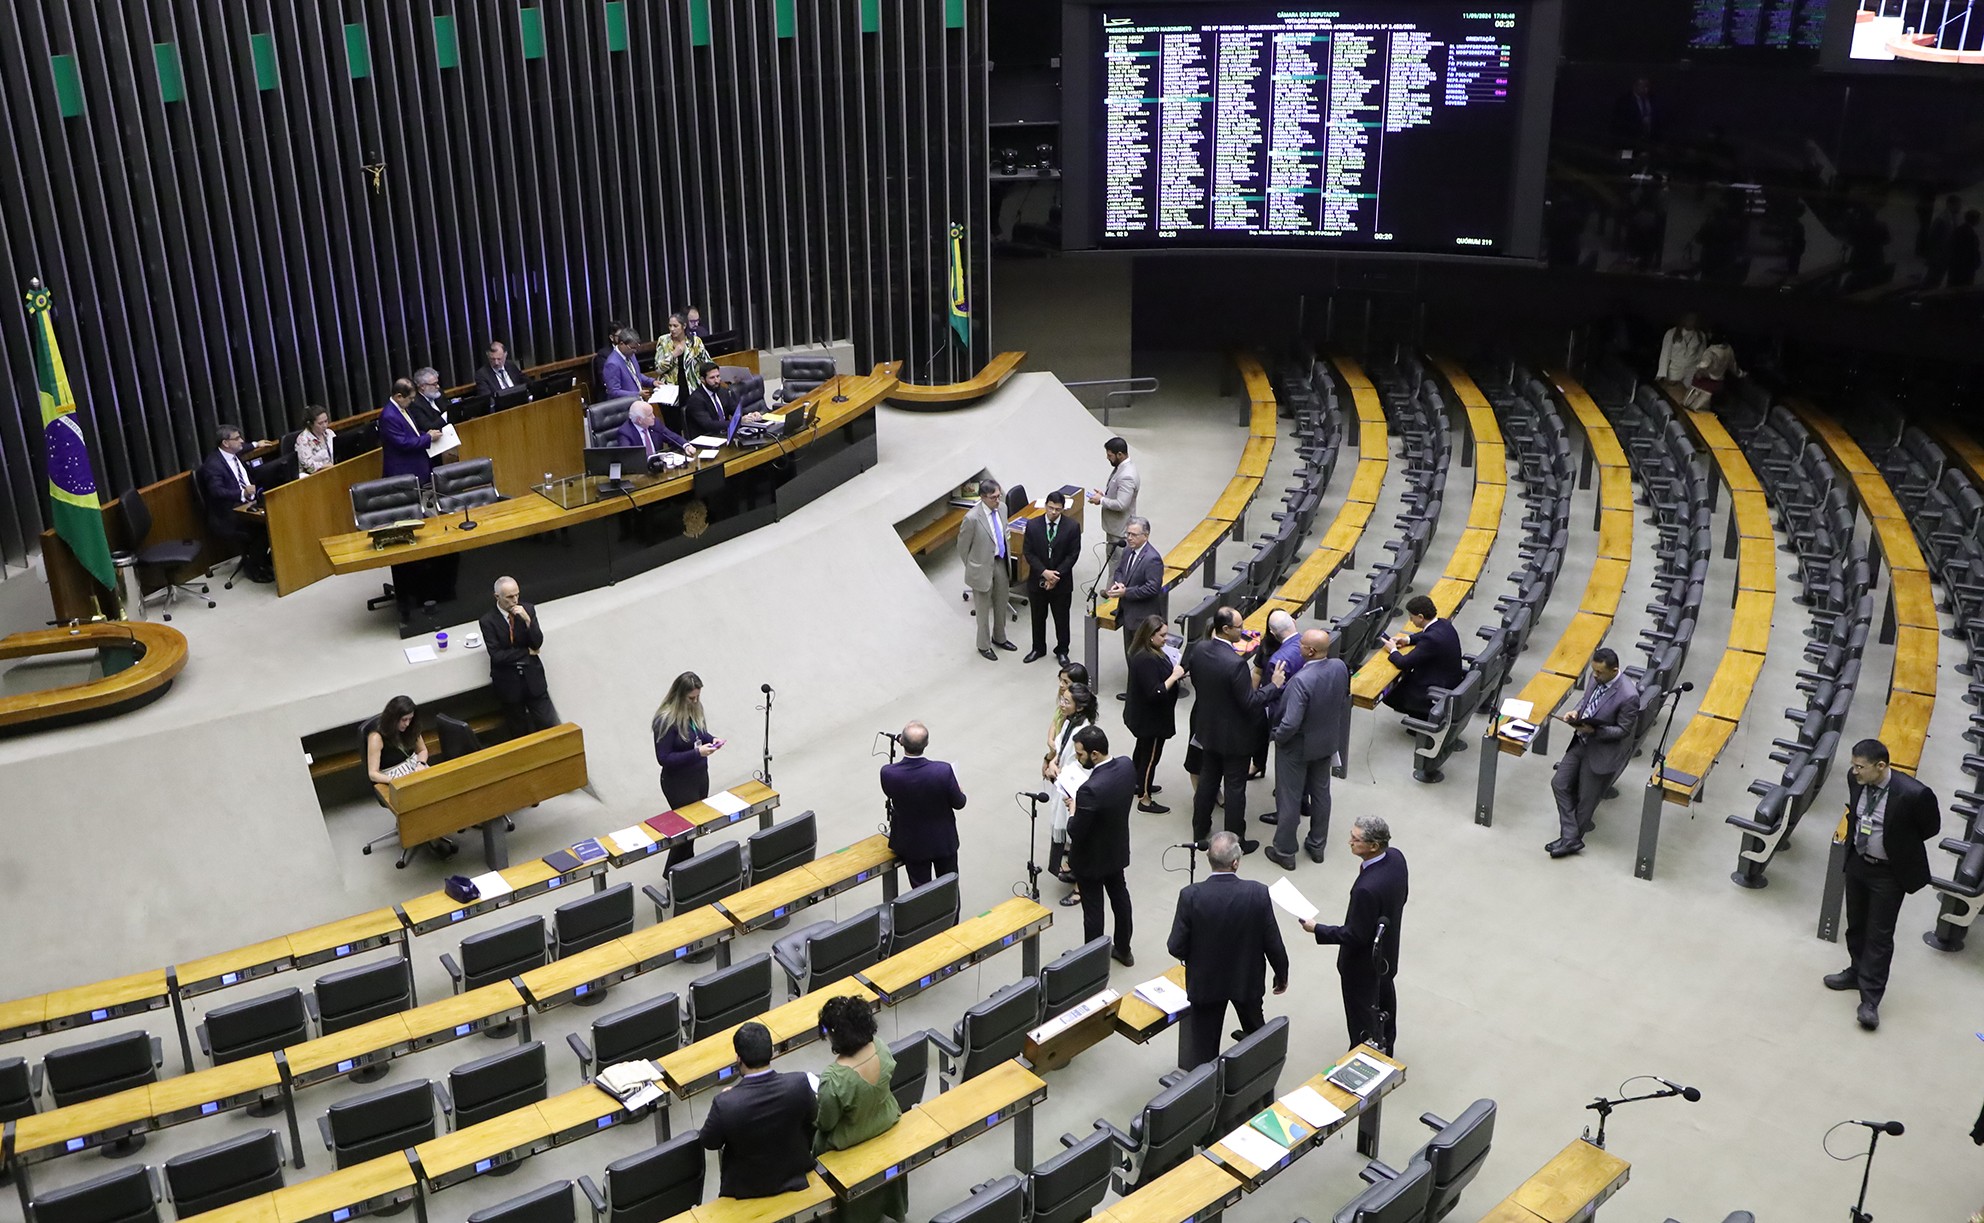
[1382,687,1433,721]
[1030,586,1072,656]
[1843,854,1907,1005]
[661,774,709,868]
[904,855,958,889]
[1339,966,1397,1053]
[1191,745,1252,842]
[1077,871,1132,954]
[497,659,559,742]
[1132,734,1168,799]
[1179,995,1266,1070]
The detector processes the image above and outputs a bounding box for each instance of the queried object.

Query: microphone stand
[1645,683,1689,787]
[1581,1082,1692,1149]
[457,498,479,532]
[755,685,775,786]
[1022,792,1045,901]
[1847,1125,1891,1223]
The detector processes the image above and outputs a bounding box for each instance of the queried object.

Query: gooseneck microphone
[1174,841,1209,851]
[1655,1078,1702,1102]
[1021,790,1052,803]
[1851,1119,1904,1136]
[761,682,773,694]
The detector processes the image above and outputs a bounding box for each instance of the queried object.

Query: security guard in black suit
[1824,738,1942,1031]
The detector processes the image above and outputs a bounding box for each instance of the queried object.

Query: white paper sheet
[468,870,512,901]
[1219,1122,1292,1170]
[608,826,654,856]
[689,435,728,448]
[403,644,437,664]
[703,791,749,816]
[426,423,461,458]
[649,385,680,405]
[1500,697,1534,720]
[1133,976,1190,1016]
[1280,1085,1347,1130]
[1269,877,1318,923]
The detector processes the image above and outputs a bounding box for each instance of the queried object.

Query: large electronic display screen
[1062,2,1560,257]
[1826,0,1984,71]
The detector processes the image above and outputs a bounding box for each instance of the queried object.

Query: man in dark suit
[1106,517,1166,665]
[1300,815,1408,1053]
[1261,629,1350,869]
[1022,490,1081,665]
[685,361,765,438]
[473,340,529,400]
[195,424,274,582]
[409,367,461,463]
[1186,607,1260,852]
[1380,596,1465,720]
[1067,726,1136,966]
[614,402,694,461]
[1825,738,1942,1031]
[879,721,967,888]
[1548,648,1640,859]
[478,576,560,740]
[698,1021,817,1198]
[1166,831,1289,1069]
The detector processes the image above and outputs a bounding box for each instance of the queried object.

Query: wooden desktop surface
[673,1173,835,1223]
[1114,965,1187,1041]
[384,722,587,847]
[857,933,972,998]
[0,622,189,729]
[660,980,880,1094]
[1480,1138,1630,1223]
[41,969,170,1026]
[283,1014,414,1079]
[917,1060,1046,1136]
[813,1111,949,1195]
[622,906,734,969]
[1096,1155,1245,1223]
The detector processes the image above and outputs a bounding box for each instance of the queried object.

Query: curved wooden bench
[1099,354,1276,631]
[1349,357,1507,708]
[1244,354,1389,633]
[882,351,1026,407]
[1489,370,1633,755]
[1634,401,1776,879]
[0,621,187,732]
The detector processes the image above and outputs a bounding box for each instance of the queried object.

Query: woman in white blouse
[294,406,336,475]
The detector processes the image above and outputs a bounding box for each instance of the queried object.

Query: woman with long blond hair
[654,670,724,864]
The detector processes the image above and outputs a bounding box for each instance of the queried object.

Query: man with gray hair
[615,400,694,460]
[1300,815,1408,1052]
[409,366,460,462]
[1166,830,1289,1068]
[479,576,560,740]
[959,478,1018,660]
[1107,516,1167,667]
[1261,628,1350,869]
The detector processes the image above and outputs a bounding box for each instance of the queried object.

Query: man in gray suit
[1107,517,1166,664]
[1548,648,1640,858]
[1088,436,1140,551]
[960,479,1018,661]
[1262,629,1351,869]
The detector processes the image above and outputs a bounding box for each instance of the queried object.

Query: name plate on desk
[367,520,422,550]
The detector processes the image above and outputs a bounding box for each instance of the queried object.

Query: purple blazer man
[379,383,433,483]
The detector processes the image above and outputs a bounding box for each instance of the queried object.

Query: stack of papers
[1133,976,1190,1016]
[425,424,461,458]
[1281,1085,1347,1129]
[403,644,437,665]
[1500,718,1538,743]
[1249,1109,1311,1147]
[1325,1053,1396,1097]
[1218,1121,1292,1171]
[648,386,681,405]
[1269,878,1318,923]
[596,1059,666,1110]
[607,826,654,856]
[704,791,749,817]
[467,870,512,902]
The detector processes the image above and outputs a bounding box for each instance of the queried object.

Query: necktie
[1047,521,1057,546]
[1579,682,1604,719]
[497,366,512,390]
[993,511,1006,559]
[641,427,655,457]
[508,612,516,644]
[230,454,251,497]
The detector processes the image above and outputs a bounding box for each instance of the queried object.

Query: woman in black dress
[1123,615,1184,813]
[367,694,456,858]
[652,671,724,865]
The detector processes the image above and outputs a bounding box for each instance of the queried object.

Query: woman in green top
[654,312,711,399]
[813,995,907,1223]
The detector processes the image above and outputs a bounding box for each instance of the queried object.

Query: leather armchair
[350,475,428,530]
[586,396,638,448]
[432,459,502,513]
[774,355,836,403]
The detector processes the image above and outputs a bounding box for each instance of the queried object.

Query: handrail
[1061,376,1160,425]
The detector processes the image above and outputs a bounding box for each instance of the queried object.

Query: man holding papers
[1167,831,1289,1069]
[1299,815,1408,1053]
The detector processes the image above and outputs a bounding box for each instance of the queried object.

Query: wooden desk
[176,937,295,999]
[1236,437,1272,480]
[287,910,404,970]
[948,898,1054,970]
[1657,717,1739,802]
[1595,510,1632,562]
[1206,477,1257,526]
[1879,691,1936,775]
[1097,1154,1245,1223]
[678,780,782,837]
[717,869,835,934]
[1479,1138,1630,1223]
[1114,965,1187,1043]
[414,1104,559,1190]
[519,938,642,1010]
[670,1173,836,1223]
[1207,1044,1406,1188]
[1467,482,1508,531]
[917,1060,1047,1144]
[1891,626,1939,697]
[1731,491,1773,540]
[819,1060,1046,1199]
[1694,651,1765,722]
[886,352,1026,405]
[1597,465,1633,511]
[398,854,601,934]
[148,1054,283,1126]
[383,723,588,854]
[1346,459,1388,505]
[815,1112,948,1199]
[1576,559,1631,620]
[857,933,972,1003]
[660,981,880,1098]
[1499,672,1579,755]
[802,835,897,897]
[1892,573,1939,632]
[1727,590,1774,655]
[0,621,189,731]
[622,906,735,973]
[283,1013,413,1086]
[403,982,527,1051]
[0,995,46,1043]
[205,1152,420,1223]
[1540,614,1612,681]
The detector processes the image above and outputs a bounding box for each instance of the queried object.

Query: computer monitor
[584,445,646,491]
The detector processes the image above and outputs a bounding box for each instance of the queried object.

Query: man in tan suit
[960,479,1019,660]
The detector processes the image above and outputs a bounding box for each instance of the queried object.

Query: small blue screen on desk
[919,975,933,988]
[338,1059,356,1072]
[201,1102,219,1115]
[455,1023,472,1036]
[336,944,352,956]
[985,1115,998,1128]
[476,1158,493,1173]
[222,972,239,985]
[451,910,466,922]
[597,1116,613,1129]
[575,984,590,997]
[674,947,688,960]
[1002,934,1016,947]
[66,1138,85,1152]
[333,1210,352,1222]
[772,906,787,918]
[718,1067,733,1081]
[547,877,562,889]
[90,1008,108,1021]
[885,1164,901,1180]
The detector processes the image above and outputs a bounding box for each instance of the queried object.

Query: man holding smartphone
[1547,648,1638,859]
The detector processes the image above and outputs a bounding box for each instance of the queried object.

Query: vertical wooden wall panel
[0,0,988,569]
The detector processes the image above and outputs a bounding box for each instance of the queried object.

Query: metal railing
[1060,376,1161,425]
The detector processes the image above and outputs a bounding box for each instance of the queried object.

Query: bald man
[879,721,967,887]
[1260,629,1350,868]
[479,577,560,740]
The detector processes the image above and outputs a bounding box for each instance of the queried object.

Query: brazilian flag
[947,222,970,349]
[26,281,117,592]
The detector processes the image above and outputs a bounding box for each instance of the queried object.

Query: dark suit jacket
[1186,638,1256,755]
[685,383,738,438]
[880,755,966,862]
[1567,675,1640,776]
[1387,619,1464,712]
[1112,542,1167,631]
[699,1069,817,1198]
[474,359,529,398]
[196,450,255,538]
[1023,514,1081,597]
[379,401,433,483]
[1310,849,1408,981]
[478,605,551,704]
[615,417,690,455]
[1167,872,1289,1005]
[1069,756,1135,878]
[1125,648,1180,740]
[1272,656,1350,764]
[1843,771,1942,893]
[407,393,452,434]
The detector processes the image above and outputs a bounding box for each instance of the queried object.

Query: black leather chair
[578,1131,706,1223]
[311,956,417,1074]
[198,986,310,1066]
[24,1164,160,1223]
[771,906,885,998]
[43,1031,163,1134]
[888,1030,932,1110]
[0,1055,39,1121]
[443,917,548,1036]
[929,1175,1029,1223]
[1325,1155,1433,1223]
[350,474,428,529]
[1040,938,1112,1022]
[1210,1016,1289,1133]
[469,1180,575,1223]
[567,993,682,1085]
[933,977,1041,1089]
[883,872,960,955]
[586,397,639,448]
[774,355,836,403]
[320,1078,440,1168]
[1410,1100,1496,1220]
[746,811,818,884]
[433,458,503,513]
[119,486,211,619]
[552,883,637,1005]
[162,1129,286,1217]
[685,953,774,1043]
[441,1041,549,1133]
[717,367,767,417]
[1096,1061,1218,1192]
[1027,1130,1117,1223]
[643,840,745,923]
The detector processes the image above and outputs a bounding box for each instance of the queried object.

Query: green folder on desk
[1249,1108,1310,1148]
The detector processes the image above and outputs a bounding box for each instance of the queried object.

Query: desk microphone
[1676,681,1694,692]
[1850,1119,1904,1135]
[761,683,773,694]
[1021,791,1052,803]
[1174,841,1209,851]
[1655,1078,1702,1102]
